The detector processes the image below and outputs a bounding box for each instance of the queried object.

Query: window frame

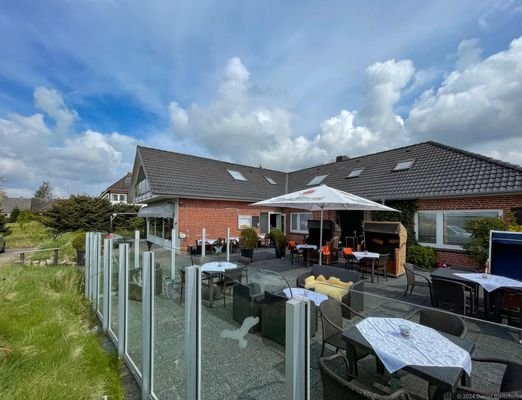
[227,169,248,181]
[415,209,503,250]
[290,212,313,234]
[346,168,364,178]
[393,160,415,171]
[238,215,253,229]
[307,174,328,186]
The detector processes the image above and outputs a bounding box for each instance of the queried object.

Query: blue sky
[1,0,521,197]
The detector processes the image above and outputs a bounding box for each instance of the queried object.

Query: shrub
[8,207,20,223]
[463,216,507,266]
[72,231,86,251]
[269,228,288,248]
[407,244,437,270]
[239,227,258,249]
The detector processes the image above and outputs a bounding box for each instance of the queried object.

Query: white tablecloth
[296,244,317,250]
[356,317,472,375]
[201,262,237,273]
[283,288,328,306]
[353,251,380,261]
[197,239,217,245]
[453,273,522,292]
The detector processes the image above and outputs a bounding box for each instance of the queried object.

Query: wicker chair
[405,307,467,337]
[455,358,522,399]
[431,277,474,315]
[216,266,247,308]
[375,253,390,283]
[319,299,370,376]
[403,262,433,303]
[319,354,411,400]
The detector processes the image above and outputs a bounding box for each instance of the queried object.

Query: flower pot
[240,248,254,261]
[275,246,286,258]
[76,249,85,266]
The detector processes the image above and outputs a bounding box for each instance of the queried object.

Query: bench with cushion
[297,265,364,319]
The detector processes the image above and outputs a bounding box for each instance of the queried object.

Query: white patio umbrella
[251,185,398,265]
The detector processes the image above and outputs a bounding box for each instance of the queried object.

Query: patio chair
[455,357,522,399]
[288,241,303,264]
[375,253,389,283]
[405,307,467,337]
[403,262,433,303]
[216,266,246,308]
[178,266,186,304]
[431,277,474,315]
[447,266,480,310]
[232,281,263,330]
[319,299,370,376]
[319,354,411,400]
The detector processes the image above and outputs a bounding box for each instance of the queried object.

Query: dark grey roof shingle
[135,141,522,202]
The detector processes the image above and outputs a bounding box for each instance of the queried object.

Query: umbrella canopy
[251,185,398,265]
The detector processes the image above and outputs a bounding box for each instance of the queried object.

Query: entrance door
[259,212,269,234]
[338,210,364,248]
[269,212,286,234]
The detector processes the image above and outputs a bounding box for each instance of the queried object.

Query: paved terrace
[123,247,522,400]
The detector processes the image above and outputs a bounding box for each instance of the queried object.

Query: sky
[1,0,522,198]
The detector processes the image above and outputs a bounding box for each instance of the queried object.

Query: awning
[138,202,176,218]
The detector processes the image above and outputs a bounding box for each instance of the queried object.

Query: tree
[463,217,507,267]
[9,206,20,223]
[34,181,53,199]
[0,209,11,236]
[44,195,114,233]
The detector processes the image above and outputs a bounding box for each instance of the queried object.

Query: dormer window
[227,169,247,181]
[393,160,415,171]
[347,168,364,178]
[307,174,328,186]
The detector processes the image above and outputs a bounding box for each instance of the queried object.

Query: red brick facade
[417,194,522,266]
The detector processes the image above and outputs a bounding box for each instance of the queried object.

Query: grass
[0,266,124,400]
[5,221,52,248]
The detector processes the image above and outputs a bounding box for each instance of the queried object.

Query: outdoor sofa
[296,265,364,319]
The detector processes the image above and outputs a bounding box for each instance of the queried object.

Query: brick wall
[418,194,522,266]
[178,198,279,246]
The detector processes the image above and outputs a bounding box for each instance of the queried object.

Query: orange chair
[343,247,357,269]
[288,241,302,264]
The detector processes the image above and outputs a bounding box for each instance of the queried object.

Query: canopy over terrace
[251,185,398,265]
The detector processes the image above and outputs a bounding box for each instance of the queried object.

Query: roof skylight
[307,174,328,186]
[393,160,415,171]
[227,169,248,181]
[265,176,277,185]
[347,168,364,178]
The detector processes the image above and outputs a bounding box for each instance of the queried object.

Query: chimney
[336,155,349,162]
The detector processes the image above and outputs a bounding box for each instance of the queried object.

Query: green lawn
[0,266,124,400]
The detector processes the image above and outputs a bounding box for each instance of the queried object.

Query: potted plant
[270,228,288,258]
[239,227,259,261]
[72,231,86,266]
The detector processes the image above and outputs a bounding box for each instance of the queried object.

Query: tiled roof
[2,197,32,213]
[287,141,522,200]
[136,146,287,202]
[134,141,522,203]
[101,173,132,195]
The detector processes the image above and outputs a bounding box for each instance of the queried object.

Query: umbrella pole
[319,208,323,266]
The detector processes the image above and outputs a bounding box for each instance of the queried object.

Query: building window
[227,169,247,181]
[119,194,127,202]
[149,217,174,240]
[290,212,313,234]
[393,160,415,171]
[307,174,328,186]
[136,178,150,197]
[238,215,252,229]
[346,168,364,178]
[111,194,119,202]
[265,176,277,185]
[416,210,502,249]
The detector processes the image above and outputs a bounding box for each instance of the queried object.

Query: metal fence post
[92,234,99,309]
[84,233,91,298]
[134,230,140,270]
[202,228,206,257]
[118,243,129,357]
[141,251,154,399]
[171,228,177,280]
[286,298,311,400]
[102,238,112,332]
[53,248,58,266]
[185,265,201,400]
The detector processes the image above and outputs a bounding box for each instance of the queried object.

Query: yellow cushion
[326,277,353,290]
[304,275,316,290]
[314,283,349,302]
[316,274,326,282]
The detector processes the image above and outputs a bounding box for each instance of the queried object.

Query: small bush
[463,217,507,266]
[407,244,437,270]
[239,227,259,249]
[72,231,86,251]
[268,228,288,248]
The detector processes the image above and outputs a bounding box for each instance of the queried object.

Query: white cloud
[1,87,139,197]
[456,39,482,71]
[407,37,522,148]
[34,86,78,134]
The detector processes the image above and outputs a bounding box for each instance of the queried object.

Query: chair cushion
[304,275,317,289]
[316,274,326,283]
[326,277,353,290]
[315,283,349,302]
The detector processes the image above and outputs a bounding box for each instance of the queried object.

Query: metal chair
[403,262,433,303]
[375,253,389,283]
[216,266,246,308]
[288,241,303,264]
[431,277,474,315]
[319,299,370,376]
[319,354,411,400]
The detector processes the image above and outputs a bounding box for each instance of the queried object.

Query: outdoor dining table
[342,317,474,398]
[201,261,238,308]
[282,287,328,306]
[431,268,522,321]
[352,251,380,283]
[296,244,317,266]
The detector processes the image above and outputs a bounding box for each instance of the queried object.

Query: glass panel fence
[200,263,293,399]
[109,237,125,342]
[97,235,105,317]
[126,235,146,377]
[309,287,522,400]
[151,246,192,399]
